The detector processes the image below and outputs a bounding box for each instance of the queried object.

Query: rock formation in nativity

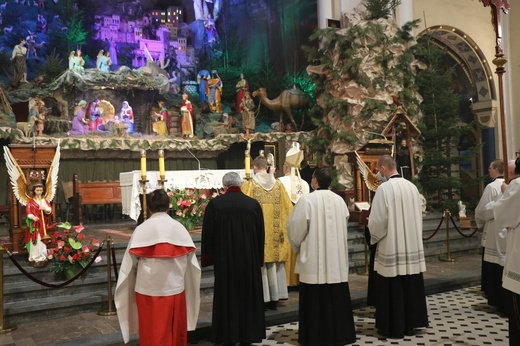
[304,6,426,189]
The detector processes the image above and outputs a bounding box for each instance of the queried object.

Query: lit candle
[140,149,147,178]
[158,149,165,177]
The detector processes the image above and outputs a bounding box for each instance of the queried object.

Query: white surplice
[286,190,350,284]
[114,212,201,343]
[493,178,520,295]
[368,177,426,277]
[475,178,504,247]
[481,190,507,266]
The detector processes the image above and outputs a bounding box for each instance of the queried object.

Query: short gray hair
[222,172,243,187]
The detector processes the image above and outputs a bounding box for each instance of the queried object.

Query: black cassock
[201,188,266,344]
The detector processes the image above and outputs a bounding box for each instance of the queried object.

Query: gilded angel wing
[3,146,31,206]
[355,151,380,192]
[44,141,61,202]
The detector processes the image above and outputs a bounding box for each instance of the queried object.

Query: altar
[120,169,246,221]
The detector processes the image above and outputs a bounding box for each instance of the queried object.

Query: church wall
[411,0,501,158]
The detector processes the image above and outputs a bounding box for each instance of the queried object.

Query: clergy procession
[110,150,520,346]
[115,149,418,345]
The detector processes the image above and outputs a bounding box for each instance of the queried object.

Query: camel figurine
[252,84,311,131]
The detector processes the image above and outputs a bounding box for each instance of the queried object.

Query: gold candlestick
[245,139,251,180]
[140,176,148,220]
[140,149,149,220]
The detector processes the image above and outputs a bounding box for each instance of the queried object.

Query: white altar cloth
[120,169,246,221]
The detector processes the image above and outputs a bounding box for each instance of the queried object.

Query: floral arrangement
[47,222,101,276]
[167,188,218,230]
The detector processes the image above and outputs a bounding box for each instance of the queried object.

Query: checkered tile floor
[189,286,509,345]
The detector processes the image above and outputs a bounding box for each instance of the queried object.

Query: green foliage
[64,16,88,52]
[302,18,421,171]
[414,38,479,214]
[283,71,317,100]
[363,0,401,19]
[38,49,66,80]
[49,0,88,54]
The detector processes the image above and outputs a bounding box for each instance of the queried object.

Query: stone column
[397,0,414,27]
[317,0,334,29]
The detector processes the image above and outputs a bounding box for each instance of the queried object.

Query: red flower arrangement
[47,222,101,275]
[167,188,219,230]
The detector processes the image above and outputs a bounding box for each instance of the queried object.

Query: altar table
[120,169,246,221]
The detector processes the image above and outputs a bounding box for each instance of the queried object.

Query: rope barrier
[422,214,479,241]
[4,243,104,288]
[423,216,444,241]
[449,216,480,238]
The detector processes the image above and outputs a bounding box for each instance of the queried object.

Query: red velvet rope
[4,243,104,288]
[423,216,444,241]
[450,216,480,238]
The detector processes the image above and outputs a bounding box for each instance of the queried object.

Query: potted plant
[47,222,101,280]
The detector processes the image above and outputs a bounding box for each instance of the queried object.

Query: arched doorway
[418,25,498,200]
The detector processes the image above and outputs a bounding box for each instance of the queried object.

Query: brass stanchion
[439,210,457,262]
[358,230,369,276]
[357,209,370,275]
[0,246,17,333]
[98,236,117,316]
[140,149,149,221]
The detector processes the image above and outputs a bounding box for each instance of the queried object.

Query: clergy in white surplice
[368,155,428,339]
[475,159,505,299]
[478,159,507,313]
[287,166,356,346]
[493,159,520,345]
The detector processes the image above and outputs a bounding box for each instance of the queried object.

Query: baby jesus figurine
[458,200,467,218]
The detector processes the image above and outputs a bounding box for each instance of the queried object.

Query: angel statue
[4,144,60,266]
[355,151,382,192]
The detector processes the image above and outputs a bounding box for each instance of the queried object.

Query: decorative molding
[471,99,498,128]
[417,26,496,102]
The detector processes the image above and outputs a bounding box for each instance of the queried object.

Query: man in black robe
[396,139,412,180]
[201,171,266,345]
